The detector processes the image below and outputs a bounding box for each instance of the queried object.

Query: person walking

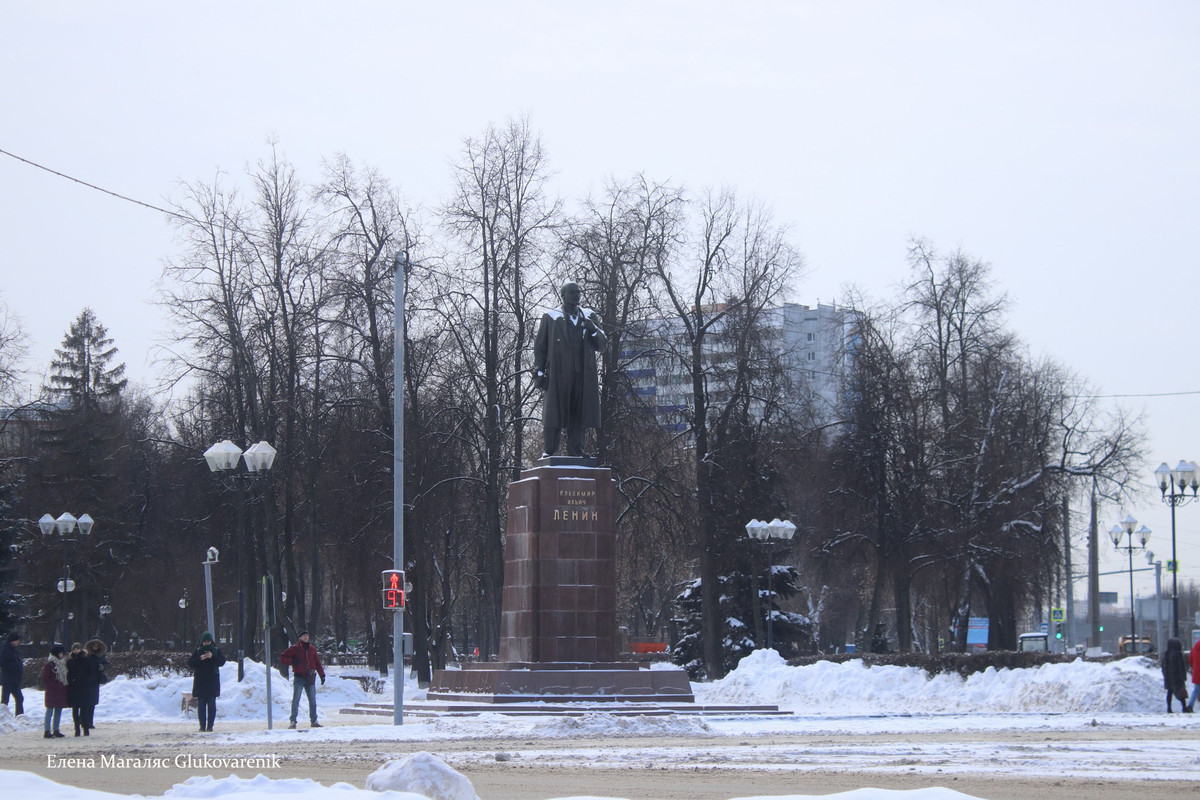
[279,631,325,729]
[0,632,24,716]
[187,632,226,732]
[1161,637,1190,713]
[41,644,68,738]
[82,639,109,731]
[66,642,93,736]
[1188,636,1200,713]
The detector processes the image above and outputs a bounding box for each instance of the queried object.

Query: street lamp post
[1145,550,1164,654]
[39,512,93,644]
[1108,515,1150,651]
[179,590,189,650]
[54,578,75,644]
[1154,460,1198,639]
[202,547,218,642]
[99,601,112,649]
[745,518,797,651]
[204,440,276,681]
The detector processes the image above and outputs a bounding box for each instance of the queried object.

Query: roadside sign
[967,617,988,647]
[1050,607,1065,622]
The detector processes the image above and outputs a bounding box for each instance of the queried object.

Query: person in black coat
[82,639,109,731]
[1162,637,1191,713]
[65,642,93,736]
[187,631,226,732]
[1,632,24,716]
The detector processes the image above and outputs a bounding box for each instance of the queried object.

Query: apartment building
[620,301,852,432]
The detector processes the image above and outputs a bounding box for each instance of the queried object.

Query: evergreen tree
[672,559,809,679]
[19,309,132,644]
[47,308,127,412]
[0,469,26,634]
[38,309,128,504]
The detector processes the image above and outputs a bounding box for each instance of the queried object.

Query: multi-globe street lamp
[1108,514,1150,649]
[1154,460,1198,639]
[39,512,94,644]
[745,518,797,651]
[204,439,276,681]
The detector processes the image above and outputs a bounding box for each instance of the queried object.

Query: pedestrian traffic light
[1054,622,1063,640]
[382,569,405,610]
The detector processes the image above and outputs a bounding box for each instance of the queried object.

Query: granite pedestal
[429,463,694,703]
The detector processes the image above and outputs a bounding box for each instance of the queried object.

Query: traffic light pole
[392,251,406,726]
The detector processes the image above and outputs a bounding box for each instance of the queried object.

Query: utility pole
[1063,496,1074,649]
[1088,489,1100,649]
[392,251,406,725]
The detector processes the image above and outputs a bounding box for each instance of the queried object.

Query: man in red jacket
[279,631,325,729]
[1188,636,1200,713]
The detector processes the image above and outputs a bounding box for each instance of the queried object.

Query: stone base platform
[342,701,787,718]
[426,661,695,703]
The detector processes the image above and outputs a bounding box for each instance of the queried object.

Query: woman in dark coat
[65,642,93,736]
[41,644,68,738]
[83,639,109,731]
[1162,637,1191,713]
[187,631,226,732]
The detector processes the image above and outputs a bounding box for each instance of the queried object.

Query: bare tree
[439,118,559,655]
[648,190,801,678]
[161,143,331,657]
[0,296,27,401]
[559,175,685,460]
[819,241,1144,653]
[558,175,697,649]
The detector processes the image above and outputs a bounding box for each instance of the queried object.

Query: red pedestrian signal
[382,569,405,610]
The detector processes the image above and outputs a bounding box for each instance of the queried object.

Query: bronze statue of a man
[533,281,606,458]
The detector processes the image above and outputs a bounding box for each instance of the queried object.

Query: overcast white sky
[2,2,1198,612]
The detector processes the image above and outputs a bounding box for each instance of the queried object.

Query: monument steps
[341,701,790,718]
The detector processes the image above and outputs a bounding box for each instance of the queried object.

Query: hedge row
[784,650,1123,677]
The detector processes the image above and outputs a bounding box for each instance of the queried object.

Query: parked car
[1118,635,1154,654]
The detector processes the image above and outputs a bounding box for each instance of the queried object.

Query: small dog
[180,693,199,716]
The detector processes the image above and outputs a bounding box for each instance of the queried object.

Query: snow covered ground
[1,649,1197,800]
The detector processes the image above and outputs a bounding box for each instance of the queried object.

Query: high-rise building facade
[620,301,852,432]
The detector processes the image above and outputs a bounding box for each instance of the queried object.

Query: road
[2,713,1198,799]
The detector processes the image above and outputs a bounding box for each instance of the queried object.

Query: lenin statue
[533,281,606,458]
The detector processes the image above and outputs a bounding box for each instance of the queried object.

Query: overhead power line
[1076,390,1200,399]
[0,146,188,221]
